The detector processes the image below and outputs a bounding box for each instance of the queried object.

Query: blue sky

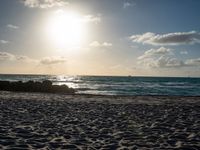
[0,0,200,76]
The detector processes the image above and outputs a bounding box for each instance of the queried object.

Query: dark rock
[0,80,75,94]
[43,80,52,86]
[0,81,10,91]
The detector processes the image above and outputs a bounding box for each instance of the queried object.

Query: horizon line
[0,73,199,78]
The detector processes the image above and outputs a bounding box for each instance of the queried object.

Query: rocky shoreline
[0,80,75,94]
[0,91,200,149]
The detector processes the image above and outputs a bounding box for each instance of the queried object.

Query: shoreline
[2,90,200,97]
[1,91,200,103]
[1,76,200,96]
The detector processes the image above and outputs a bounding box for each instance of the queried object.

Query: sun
[46,10,85,49]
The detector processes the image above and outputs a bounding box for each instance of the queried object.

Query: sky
[0,0,200,77]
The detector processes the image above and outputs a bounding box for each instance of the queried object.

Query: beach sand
[0,91,200,150]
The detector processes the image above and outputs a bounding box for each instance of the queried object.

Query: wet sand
[0,91,200,150]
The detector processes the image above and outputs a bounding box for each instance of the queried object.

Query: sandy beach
[0,91,200,150]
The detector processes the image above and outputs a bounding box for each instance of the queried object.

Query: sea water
[0,74,200,96]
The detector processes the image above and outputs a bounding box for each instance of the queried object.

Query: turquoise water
[0,74,200,96]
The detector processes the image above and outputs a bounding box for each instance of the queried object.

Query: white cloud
[139,55,185,68]
[0,51,68,66]
[0,51,38,63]
[123,2,135,8]
[138,47,172,60]
[137,47,199,68]
[138,47,187,68]
[180,51,188,55]
[0,40,9,44]
[53,10,101,24]
[16,55,38,63]
[102,42,112,47]
[7,24,19,29]
[0,52,15,61]
[185,58,200,66]
[21,0,68,8]
[156,56,184,68]
[89,41,101,47]
[40,56,67,65]
[82,15,101,24]
[89,41,112,47]
[130,31,200,45]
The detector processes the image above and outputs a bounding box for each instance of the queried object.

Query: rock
[0,80,75,94]
[0,81,10,91]
[42,80,52,86]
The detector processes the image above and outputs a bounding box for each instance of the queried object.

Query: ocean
[0,74,200,96]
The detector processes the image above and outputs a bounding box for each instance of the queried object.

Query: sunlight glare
[47,10,85,49]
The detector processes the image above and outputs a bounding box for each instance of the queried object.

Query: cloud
[89,41,100,47]
[130,31,200,45]
[123,2,135,8]
[0,52,37,63]
[185,58,200,66]
[0,40,9,44]
[154,56,184,68]
[16,55,38,63]
[53,10,101,24]
[0,51,68,66]
[40,56,67,65]
[82,15,101,24]
[21,0,68,8]
[89,41,112,47]
[0,52,15,61]
[180,51,188,55]
[137,47,181,68]
[102,42,112,47]
[7,24,19,29]
[137,47,200,68]
[138,47,172,60]
[139,55,185,68]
